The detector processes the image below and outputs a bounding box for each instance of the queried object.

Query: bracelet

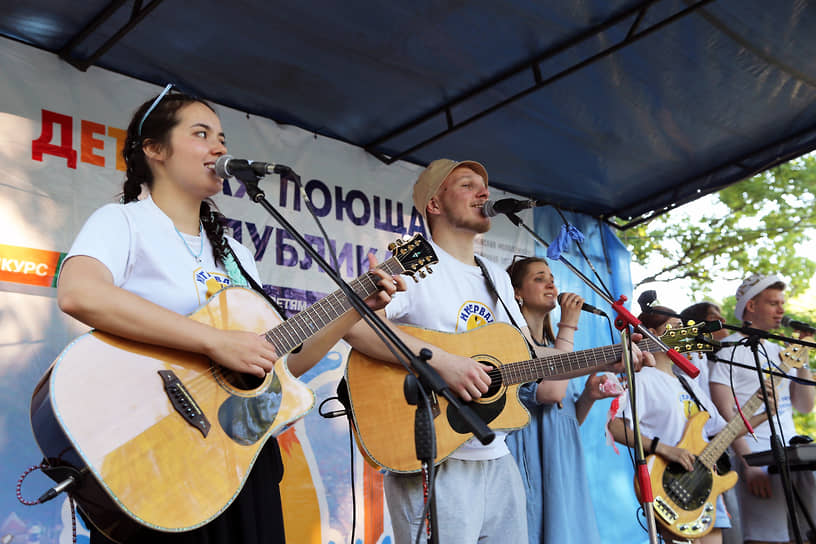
[556,336,574,344]
[649,436,660,455]
[557,322,578,330]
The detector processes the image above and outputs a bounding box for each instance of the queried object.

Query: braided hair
[122,90,231,264]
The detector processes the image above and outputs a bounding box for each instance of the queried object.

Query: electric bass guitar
[345,321,711,473]
[644,344,807,539]
[30,234,436,543]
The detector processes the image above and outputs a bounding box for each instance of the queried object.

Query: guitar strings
[174,269,390,391]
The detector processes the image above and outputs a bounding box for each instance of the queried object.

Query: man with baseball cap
[345,159,653,543]
[709,273,815,543]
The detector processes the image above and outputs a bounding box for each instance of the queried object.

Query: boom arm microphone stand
[716,321,816,544]
[499,211,705,544]
[227,166,494,544]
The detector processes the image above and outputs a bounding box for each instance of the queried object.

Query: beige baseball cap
[412,158,488,225]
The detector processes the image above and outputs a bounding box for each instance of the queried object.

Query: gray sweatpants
[384,455,528,544]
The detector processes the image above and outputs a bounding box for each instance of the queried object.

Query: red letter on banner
[81,120,106,167]
[107,126,127,171]
[32,110,77,169]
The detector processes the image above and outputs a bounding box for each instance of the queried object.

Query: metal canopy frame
[58,0,164,72]
[37,0,816,230]
[364,0,714,166]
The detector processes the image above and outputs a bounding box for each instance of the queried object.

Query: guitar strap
[676,374,705,413]
[226,244,287,317]
[474,255,535,355]
[676,373,732,472]
[225,244,302,354]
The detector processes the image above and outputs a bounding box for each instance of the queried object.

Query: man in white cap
[345,159,653,544]
[709,273,815,544]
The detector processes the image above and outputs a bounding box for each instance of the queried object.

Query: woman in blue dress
[505,257,620,544]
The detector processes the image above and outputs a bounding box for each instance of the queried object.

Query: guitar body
[639,411,738,539]
[30,287,315,542]
[345,322,533,473]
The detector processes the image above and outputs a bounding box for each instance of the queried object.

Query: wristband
[556,336,574,344]
[557,323,578,330]
[649,436,660,455]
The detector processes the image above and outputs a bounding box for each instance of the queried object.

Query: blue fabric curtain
[532,207,647,544]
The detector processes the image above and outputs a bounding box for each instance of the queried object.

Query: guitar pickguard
[217,373,283,445]
[662,461,713,510]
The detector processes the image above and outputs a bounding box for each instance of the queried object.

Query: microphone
[214,155,278,179]
[481,198,540,217]
[781,315,816,335]
[557,293,607,316]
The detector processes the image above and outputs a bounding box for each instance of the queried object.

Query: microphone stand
[716,322,816,544]
[501,211,711,544]
[231,167,495,544]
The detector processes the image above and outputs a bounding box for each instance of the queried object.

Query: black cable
[289,169,340,273]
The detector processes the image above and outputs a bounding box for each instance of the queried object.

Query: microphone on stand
[557,293,607,316]
[215,155,280,179]
[781,315,816,335]
[481,198,541,217]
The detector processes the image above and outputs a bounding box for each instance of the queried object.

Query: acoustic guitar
[643,344,807,539]
[345,321,710,473]
[29,234,436,543]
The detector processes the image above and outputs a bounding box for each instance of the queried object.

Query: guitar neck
[262,258,403,353]
[499,337,663,384]
[698,358,794,466]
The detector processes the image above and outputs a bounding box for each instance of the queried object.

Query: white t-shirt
[615,366,727,447]
[688,351,712,399]
[385,241,527,461]
[66,195,259,315]
[709,333,796,452]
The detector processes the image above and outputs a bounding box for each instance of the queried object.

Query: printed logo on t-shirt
[678,391,701,420]
[195,268,234,300]
[456,300,495,332]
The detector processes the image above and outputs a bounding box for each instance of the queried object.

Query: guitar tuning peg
[426,266,433,274]
[412,275,419,283]
[387,243,396,251]
[419,270,426,278]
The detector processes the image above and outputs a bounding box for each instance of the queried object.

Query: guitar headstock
[660,322,714,354]
[778,344,809,372]
[388,234,438,282]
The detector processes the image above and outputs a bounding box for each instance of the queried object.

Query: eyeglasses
[507,254,531,276]
[137,83,174,136]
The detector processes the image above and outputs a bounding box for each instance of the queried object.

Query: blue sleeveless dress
[507,378,601,544]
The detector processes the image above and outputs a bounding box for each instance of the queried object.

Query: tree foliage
[618,155,816,297]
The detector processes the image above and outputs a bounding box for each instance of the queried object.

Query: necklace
[174,223,205,263]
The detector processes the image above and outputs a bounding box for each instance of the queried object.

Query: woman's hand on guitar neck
[204,329,279,378]
[363,253,407,311]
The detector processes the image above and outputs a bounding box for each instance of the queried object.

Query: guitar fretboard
[494,338,662,384]
[263,259,403,354]
[698,346,803,468]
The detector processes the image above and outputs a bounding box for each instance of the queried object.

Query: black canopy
[4,0,816,227]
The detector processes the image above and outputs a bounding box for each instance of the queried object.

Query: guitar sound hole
[219,369,264,391]
[480,361,502,398]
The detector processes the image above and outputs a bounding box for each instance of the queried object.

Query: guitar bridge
[159,370,210,437]
[654,496,678,524]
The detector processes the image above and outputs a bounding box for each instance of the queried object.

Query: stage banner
[0,37,538,544]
